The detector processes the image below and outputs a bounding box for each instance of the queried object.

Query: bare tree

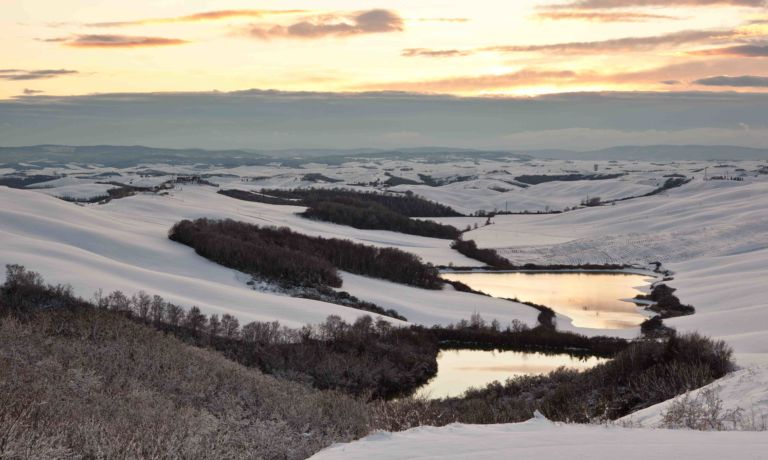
[150,295,165,324]
[132,291,151,321]
[208,314,221,337]
[221,314,240,338]
[165,303,184,326]
[185,306,207,334]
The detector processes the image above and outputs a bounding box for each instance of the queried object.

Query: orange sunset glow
[3,0,768,99]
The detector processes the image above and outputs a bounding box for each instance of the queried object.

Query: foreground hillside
[0,298,369,458]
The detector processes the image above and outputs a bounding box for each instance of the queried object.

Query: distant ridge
[1,144,766,167]
[530,145,768,161]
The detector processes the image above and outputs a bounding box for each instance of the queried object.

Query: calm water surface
[416,349,605,399]
[442,271,653,329]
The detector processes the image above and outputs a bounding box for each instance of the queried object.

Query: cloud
[690,43,768,56]
[402,48,472,58]
[23,89,44,95]
[484,30,725,54]
[87,10,307,27]
[0,69,79,81]
[397,29,729,60]
[694,75,768,86]
[535,11,682,21]
[359,69,583,92]
[357,60,768,92]
[543,0,766,9]
[245,9,403,39]
[411,17,469,23]
[62,35,188,48]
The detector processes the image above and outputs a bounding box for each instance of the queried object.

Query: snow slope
[340,272,539,327]
[439,178,768,352]
[667,249,768,353]
[622,360,768,429]
[311,416,768,460]
[0,185,532,329]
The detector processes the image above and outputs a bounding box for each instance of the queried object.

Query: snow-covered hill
[0,185,538,328]
[442,178,768,353]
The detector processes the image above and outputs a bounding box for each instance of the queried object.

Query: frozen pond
[416,349,606,399]
[442,271,653,329]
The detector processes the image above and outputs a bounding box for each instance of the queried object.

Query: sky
[4,0,768,98]
[1,1,768,149]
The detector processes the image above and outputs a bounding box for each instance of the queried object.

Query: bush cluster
[169,218,443,290]
[450,239,515,268]
[373,332,734,430]
[221,187,463,238]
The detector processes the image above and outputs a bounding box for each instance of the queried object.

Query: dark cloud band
[64,35,188,48]
[694,75,768,86]
[0,69,79,81]
[246,9,403,39]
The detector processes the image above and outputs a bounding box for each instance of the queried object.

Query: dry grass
[0,309,369,459]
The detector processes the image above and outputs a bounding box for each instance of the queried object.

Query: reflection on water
[416,349,605,399]
[442,271,652,329]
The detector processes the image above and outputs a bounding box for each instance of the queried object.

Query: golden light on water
[417,349,606,399]
[442,272,653,329]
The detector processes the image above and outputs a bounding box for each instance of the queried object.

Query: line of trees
[220,187,463,239]
[169,218,444,290]
[450,239,515,268]
[302,200,460,239]
[239,187,462,217]
[450,238,626,271]
[426,313,628,358]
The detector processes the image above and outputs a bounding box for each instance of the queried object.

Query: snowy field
[311,415,768,460]
[2,153,767,455]
[1,156,765,341]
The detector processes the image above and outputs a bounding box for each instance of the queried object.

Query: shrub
[169,218,443,289]
[408,332,735,426]
[660,387,744,431]
[451,239,514,269]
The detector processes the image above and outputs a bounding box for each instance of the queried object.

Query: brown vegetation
[169,218,443,290]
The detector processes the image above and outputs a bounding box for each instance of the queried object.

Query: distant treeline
[424,313,627,358]
[450,239,626,271]
[169,218,443,290]
[219,188,463,239]
[303,201,460,239]
[451,239,514,268]
[515,173,625,185]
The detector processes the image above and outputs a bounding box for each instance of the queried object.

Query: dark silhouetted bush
[169,218,443,290]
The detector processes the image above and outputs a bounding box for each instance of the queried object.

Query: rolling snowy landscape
[1,146,767,457]
[5,0,768,456]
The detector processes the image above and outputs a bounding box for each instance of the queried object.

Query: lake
[416,349,606,399]
[442,271,653,329]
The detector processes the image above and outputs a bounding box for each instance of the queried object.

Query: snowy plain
[310,415,768,460]
[2,153,767,459]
